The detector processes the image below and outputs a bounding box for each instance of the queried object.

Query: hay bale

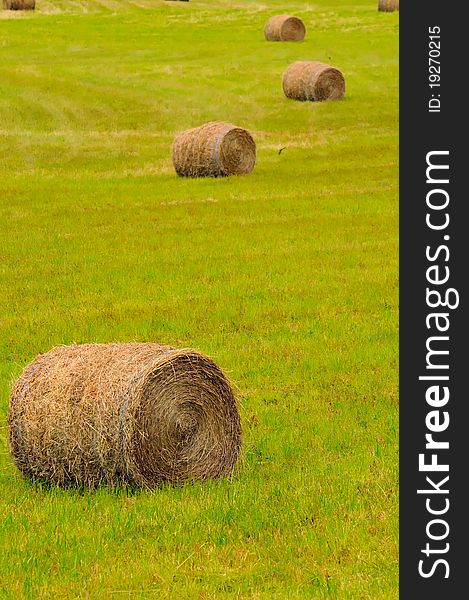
[282,61,345,102]
[2,0,35,9]
[8,343,242,488]
[264,14,306,42]
[378,0,399,11]
[172,121,256,178]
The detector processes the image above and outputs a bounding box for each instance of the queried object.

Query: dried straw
[282,61,345,102]
[378,0,399,11]
[2,0,35,9]
[9,343,242,488]
[264,15,306,42]
[172,121,256,178]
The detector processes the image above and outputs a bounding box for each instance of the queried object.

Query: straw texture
[264,15,306,42]
[3,0,35,8]
[378,0,399,11]
[282,61,345,102]
[9,343,242,488]
[172,121,256,178]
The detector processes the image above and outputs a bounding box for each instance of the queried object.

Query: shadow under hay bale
[9,343,242,489]
[172,121,256,178]
[2,0,35,9]
[378,0,399,11]
[264,15,306,42]
[282,61,345,102]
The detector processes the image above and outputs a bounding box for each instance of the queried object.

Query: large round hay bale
[172,121,256,178]
[2,0,35,9]
[378,0,399,11]
[264,15,306,42]
[282,61,345,102]
[8,343,242,488]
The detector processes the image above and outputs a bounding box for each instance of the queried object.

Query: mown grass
[0,1,398,597]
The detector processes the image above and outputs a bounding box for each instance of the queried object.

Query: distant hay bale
[282,61,345,102]
[172,121,256,178]
[8,343,242,488]
[378,0,399,11]
[264,15,306,42]
[2,0,35,9]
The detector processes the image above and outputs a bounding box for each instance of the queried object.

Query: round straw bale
[264,15,306,42]
[172,121,256,178]
[282,61,345,102]
[2,0,35,9]
[8,343,242,488]
[378,0,399,11]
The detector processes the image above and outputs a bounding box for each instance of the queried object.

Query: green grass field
[0,1,399,597]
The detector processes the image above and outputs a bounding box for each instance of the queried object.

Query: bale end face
[264,15,306,42]
[172,121,256,178]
